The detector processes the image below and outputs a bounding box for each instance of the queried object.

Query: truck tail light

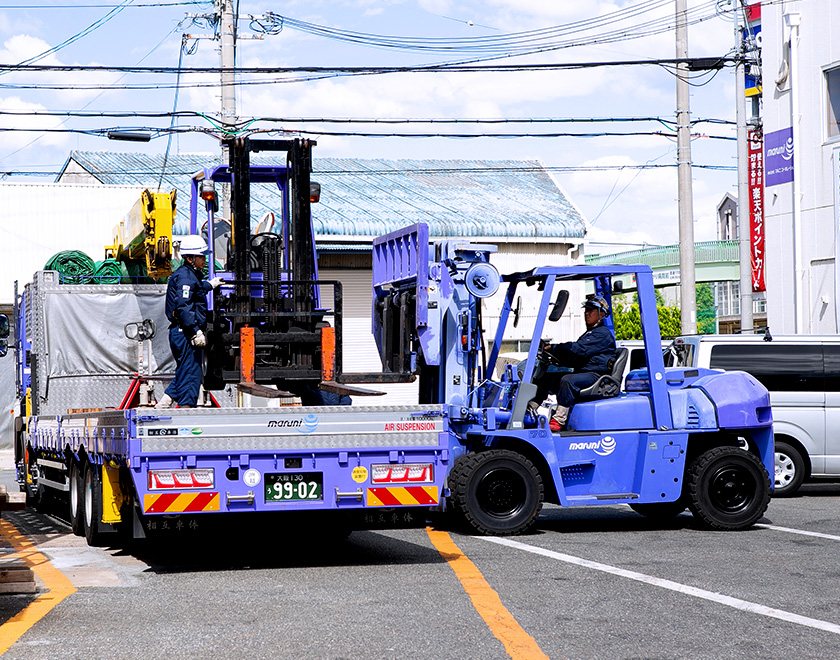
[149,468,214,490]
[371,463,433,484]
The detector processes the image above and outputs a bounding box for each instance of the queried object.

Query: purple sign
[765,127,794,187]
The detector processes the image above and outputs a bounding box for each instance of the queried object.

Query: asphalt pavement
[2,450,840,660]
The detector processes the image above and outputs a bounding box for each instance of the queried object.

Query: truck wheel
[629,500,686,519]
[83,463,108,547]
[686,446,770,531]
[773,440,805,497]
[69,462,85,536]
[450,450,543,536]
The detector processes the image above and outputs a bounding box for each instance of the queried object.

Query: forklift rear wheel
[69,461,85,536]
[83,463,109,547]
[450,450,543,536]
[686,446,770,531]
[629,500,686,519]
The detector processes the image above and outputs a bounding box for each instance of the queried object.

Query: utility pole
[218,0,236,221]
[735,1,754,333]
[676,0,697,335]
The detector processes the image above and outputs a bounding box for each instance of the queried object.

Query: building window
[829,67,840,139]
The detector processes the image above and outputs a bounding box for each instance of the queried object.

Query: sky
[0,0,747,254]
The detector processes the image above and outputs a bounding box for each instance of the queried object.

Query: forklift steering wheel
[537,346,564,368]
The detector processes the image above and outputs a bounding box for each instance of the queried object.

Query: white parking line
[481,536,840,636]
[756,523,840,541]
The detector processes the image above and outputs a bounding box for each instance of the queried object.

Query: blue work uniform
[541,322,617,407]
[164,261,213,406]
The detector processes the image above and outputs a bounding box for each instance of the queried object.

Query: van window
[709,344,824,392]
[822,344,840,392]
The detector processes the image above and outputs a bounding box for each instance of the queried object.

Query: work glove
[209,277,224,289]
[191,329,207,348]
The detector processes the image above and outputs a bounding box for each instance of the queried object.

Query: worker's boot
[550,405,569,432]
[155,394,174,409]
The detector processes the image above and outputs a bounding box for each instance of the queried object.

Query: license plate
[265,472,323,502]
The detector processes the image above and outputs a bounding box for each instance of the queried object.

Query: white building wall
[763,1,840,333]
[0,183,144,302]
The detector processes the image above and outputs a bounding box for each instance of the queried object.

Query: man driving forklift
[533,294,617,431]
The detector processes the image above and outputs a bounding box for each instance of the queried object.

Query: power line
[0,1,205,6]
[0,162,737,178]
[0,57,735,75]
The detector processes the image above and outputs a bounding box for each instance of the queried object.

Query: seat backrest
[611,347,629,381]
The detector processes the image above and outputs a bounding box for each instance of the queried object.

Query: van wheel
[686,446,771,531]
[449,450,543,536]
[773,440,805,497]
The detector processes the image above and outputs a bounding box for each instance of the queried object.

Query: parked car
[672,333,840,496]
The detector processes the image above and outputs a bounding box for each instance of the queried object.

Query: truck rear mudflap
[131,405,449,517]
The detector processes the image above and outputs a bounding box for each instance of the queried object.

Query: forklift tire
[83,463,109,547]
[69,461,85,536]
[686,446,771,531]
[629,500,687,519]
[450,450,543,536]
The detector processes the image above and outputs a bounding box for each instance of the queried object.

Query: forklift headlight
[199,179,216,202]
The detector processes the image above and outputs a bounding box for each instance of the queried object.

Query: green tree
[612,292,681,340]
[696,282,716,334]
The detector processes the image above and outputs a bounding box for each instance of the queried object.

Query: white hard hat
[179,235,208,256]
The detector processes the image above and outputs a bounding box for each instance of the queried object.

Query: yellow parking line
[0,519,76,656]
[427,528,550,660]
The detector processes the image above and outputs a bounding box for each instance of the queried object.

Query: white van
[672,334,840,496]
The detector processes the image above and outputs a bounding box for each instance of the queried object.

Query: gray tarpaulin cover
[45,289,175,376]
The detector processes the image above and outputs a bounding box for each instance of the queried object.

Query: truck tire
[773,440,805,497]
[686,446,771,531]
[450,450,543,536]
[629,500,686,519]
[69,462,85,536]
[83,463,108,547]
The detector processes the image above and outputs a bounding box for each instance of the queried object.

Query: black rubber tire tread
[686,446,771,531]
[773,439,805,497]
[629,500,687,519]
[83,462,109,547]
[449,449,544,536]
[69,461,85,536]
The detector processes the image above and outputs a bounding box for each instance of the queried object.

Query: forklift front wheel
[686,446,771,531]
[450,450,544,536]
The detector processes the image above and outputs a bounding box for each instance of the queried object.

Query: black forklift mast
[205,137,413,399]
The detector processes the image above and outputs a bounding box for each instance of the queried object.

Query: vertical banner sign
[748,130,765,292]
[765,127,794,186]
[744,2,762,97]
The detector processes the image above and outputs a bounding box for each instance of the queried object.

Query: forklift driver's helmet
[583,295,610,317]
[179,235,209,256]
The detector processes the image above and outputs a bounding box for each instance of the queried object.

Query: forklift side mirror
[613,280,624,294]
[548,290,569,322]
[512,296,522,328]
[0,314,8,338]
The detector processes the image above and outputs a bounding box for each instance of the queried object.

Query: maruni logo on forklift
[568,436,617,456]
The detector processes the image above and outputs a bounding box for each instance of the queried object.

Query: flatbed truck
[10,221,774,545]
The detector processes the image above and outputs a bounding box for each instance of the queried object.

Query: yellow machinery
[105,189,175,279]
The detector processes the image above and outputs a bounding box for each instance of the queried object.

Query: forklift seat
[577,347,629,400]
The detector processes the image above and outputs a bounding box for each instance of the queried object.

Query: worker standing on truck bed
[537,295,617,431]
[156,235,222,408]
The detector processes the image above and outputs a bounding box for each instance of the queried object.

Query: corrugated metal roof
[60,151,585,240]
